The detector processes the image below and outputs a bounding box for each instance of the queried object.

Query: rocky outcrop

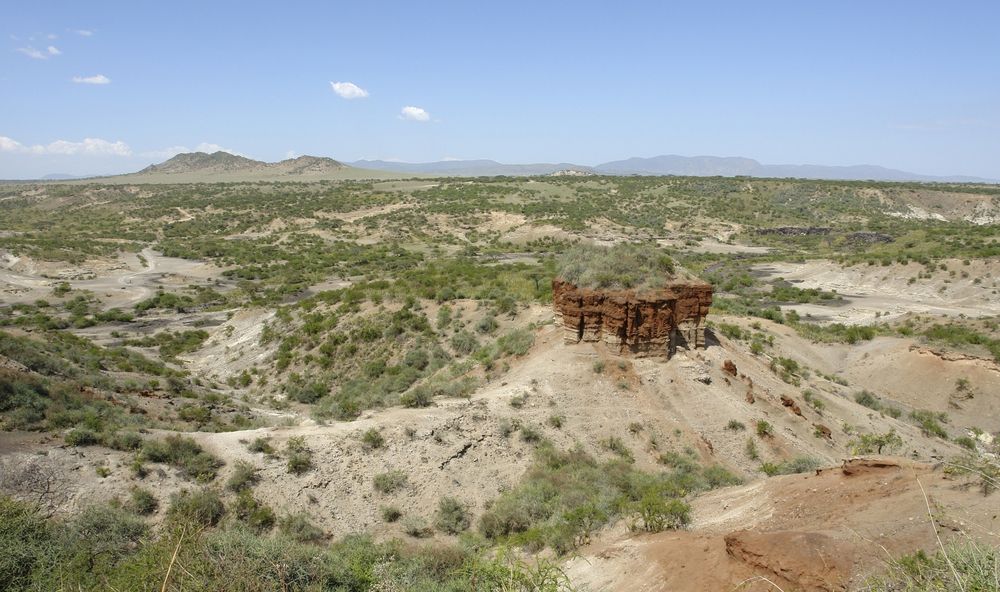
[552,278,712,358]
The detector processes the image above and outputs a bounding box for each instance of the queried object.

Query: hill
[92,151,402,183]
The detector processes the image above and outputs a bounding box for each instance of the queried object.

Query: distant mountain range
[353,155,997,183]
[32,151,997,184]
[351,159,593,177]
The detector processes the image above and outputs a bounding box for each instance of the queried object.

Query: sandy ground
[0,248,226,308]
[754,259,1000,324]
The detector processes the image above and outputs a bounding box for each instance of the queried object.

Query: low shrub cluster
[141,435,224,482]
[478,443,739,554]
[0,495,575,591]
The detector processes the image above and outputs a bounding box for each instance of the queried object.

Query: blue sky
[2,0,999,178]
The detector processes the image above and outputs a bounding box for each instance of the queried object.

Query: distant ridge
[593,155,995,183]
[352,159,594,177]
[353,155,997,183]
[43,152,997,184]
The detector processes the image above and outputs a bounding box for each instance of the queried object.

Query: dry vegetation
[1,175,998,591]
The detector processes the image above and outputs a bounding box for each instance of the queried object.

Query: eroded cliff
[552,278,712,357]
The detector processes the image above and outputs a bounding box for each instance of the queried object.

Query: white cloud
[400,106,430,122]
[330,81,369,99]
[76,30,94,37]
[72,74,110,85]
[0,135,131,156]
[194,142,245,156]
[15,45,61,59]
[16,47,47,59]
[140,146,189,159]
[141,143,246,160]
[0,137,24,152]
[285,150,299,159]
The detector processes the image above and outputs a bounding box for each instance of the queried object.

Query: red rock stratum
[552,278,712,357]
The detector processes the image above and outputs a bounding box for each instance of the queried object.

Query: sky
[1,0,999,179]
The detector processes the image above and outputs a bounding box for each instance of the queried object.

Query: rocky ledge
[552,278,712,358]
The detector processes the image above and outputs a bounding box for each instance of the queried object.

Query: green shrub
[478,442,727,553]
[854,390,882,411]
[63,504,148,567]
[476,314,498,335]
[381,505,403,522]
[247,436,275,454]
[279,513,324,542]
[400,386,432,408]
[128,487,158,515]
[755,420,773,437]
[361,428,385,450]
[232,490,275,533]
[910,409,948,438]
[863,542,1000,591]
[761,456,820,476]
[64,427,99,446]
[520,425,543,444]
[435,497,470,534]
[600,436,634,462]
[726,420,746,431]
[287,452,312,475]
[0,496,52,591]
[168,489,225,527]
[954,436,977,450]
[631,494,690,532]
[285,437,313,474]
[848,429,904,455]
[287,381,327,404]
[449,331,478,355]
[547,414,565,429]
[403,516,432,538]
[702,465,743,488]
[101,430,142,451]
[373,470,408,494]
[142,435,223,482]
[557,243,678,290]
[226,461,259,492]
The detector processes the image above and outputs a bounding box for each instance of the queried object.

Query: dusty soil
[753,259,1000,324]
[566,458,1000,592]
[2,308,987,546]
[0,248,227,308]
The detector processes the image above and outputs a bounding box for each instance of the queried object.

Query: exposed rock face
[552,278,712,358]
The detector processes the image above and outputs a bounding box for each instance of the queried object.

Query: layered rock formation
[552,278,712,358]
